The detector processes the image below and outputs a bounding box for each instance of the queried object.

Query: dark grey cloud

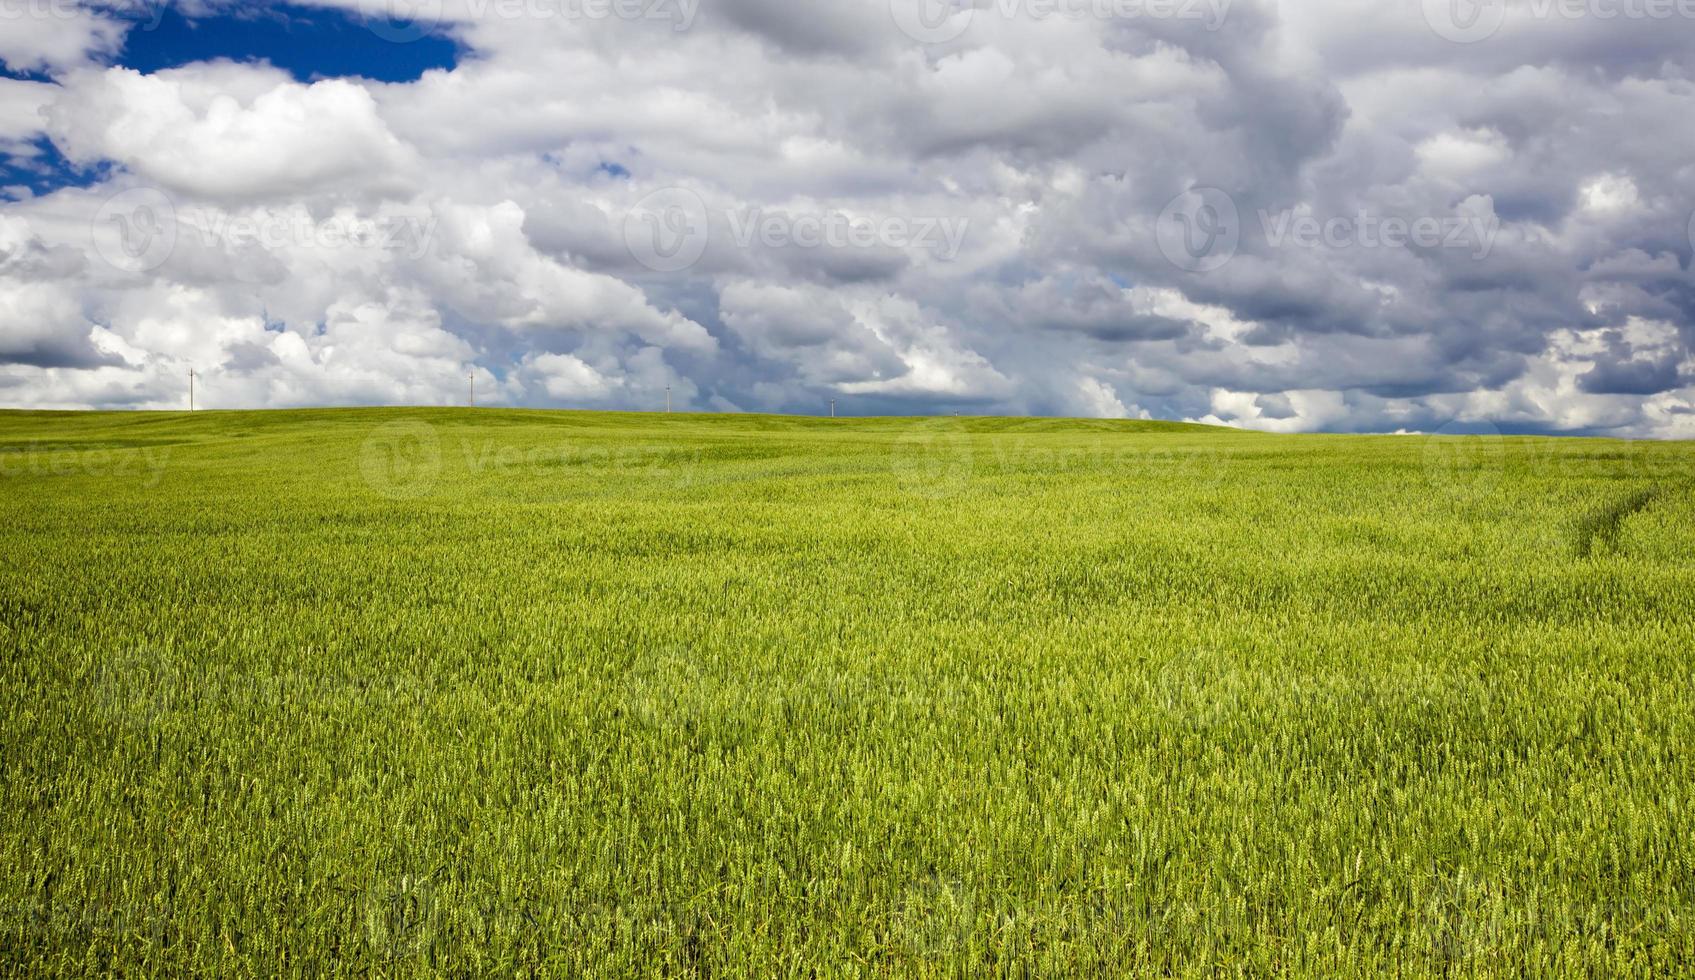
[1579,354,1683,396]
[1254,392,1296,419]
[0,336,118,369]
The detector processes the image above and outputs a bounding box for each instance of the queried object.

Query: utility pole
[189,369,195,412]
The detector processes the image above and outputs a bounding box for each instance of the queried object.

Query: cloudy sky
[1,0,1693,435]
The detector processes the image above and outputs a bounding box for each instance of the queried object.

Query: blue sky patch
[118,2,458,83]
[0,65,55,84]
[0,138,111,200]
[2,3,459,197]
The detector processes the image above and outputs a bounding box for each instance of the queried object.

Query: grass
[1,407,1692,976]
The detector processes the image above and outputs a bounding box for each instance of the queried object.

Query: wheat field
[2,408,1692,976]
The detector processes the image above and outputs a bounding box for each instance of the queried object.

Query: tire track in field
[1572,485,1664,558]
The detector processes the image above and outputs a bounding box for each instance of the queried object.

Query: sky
[1,0,1693,436]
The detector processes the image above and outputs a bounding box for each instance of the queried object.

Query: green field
[2,408,1692,976]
